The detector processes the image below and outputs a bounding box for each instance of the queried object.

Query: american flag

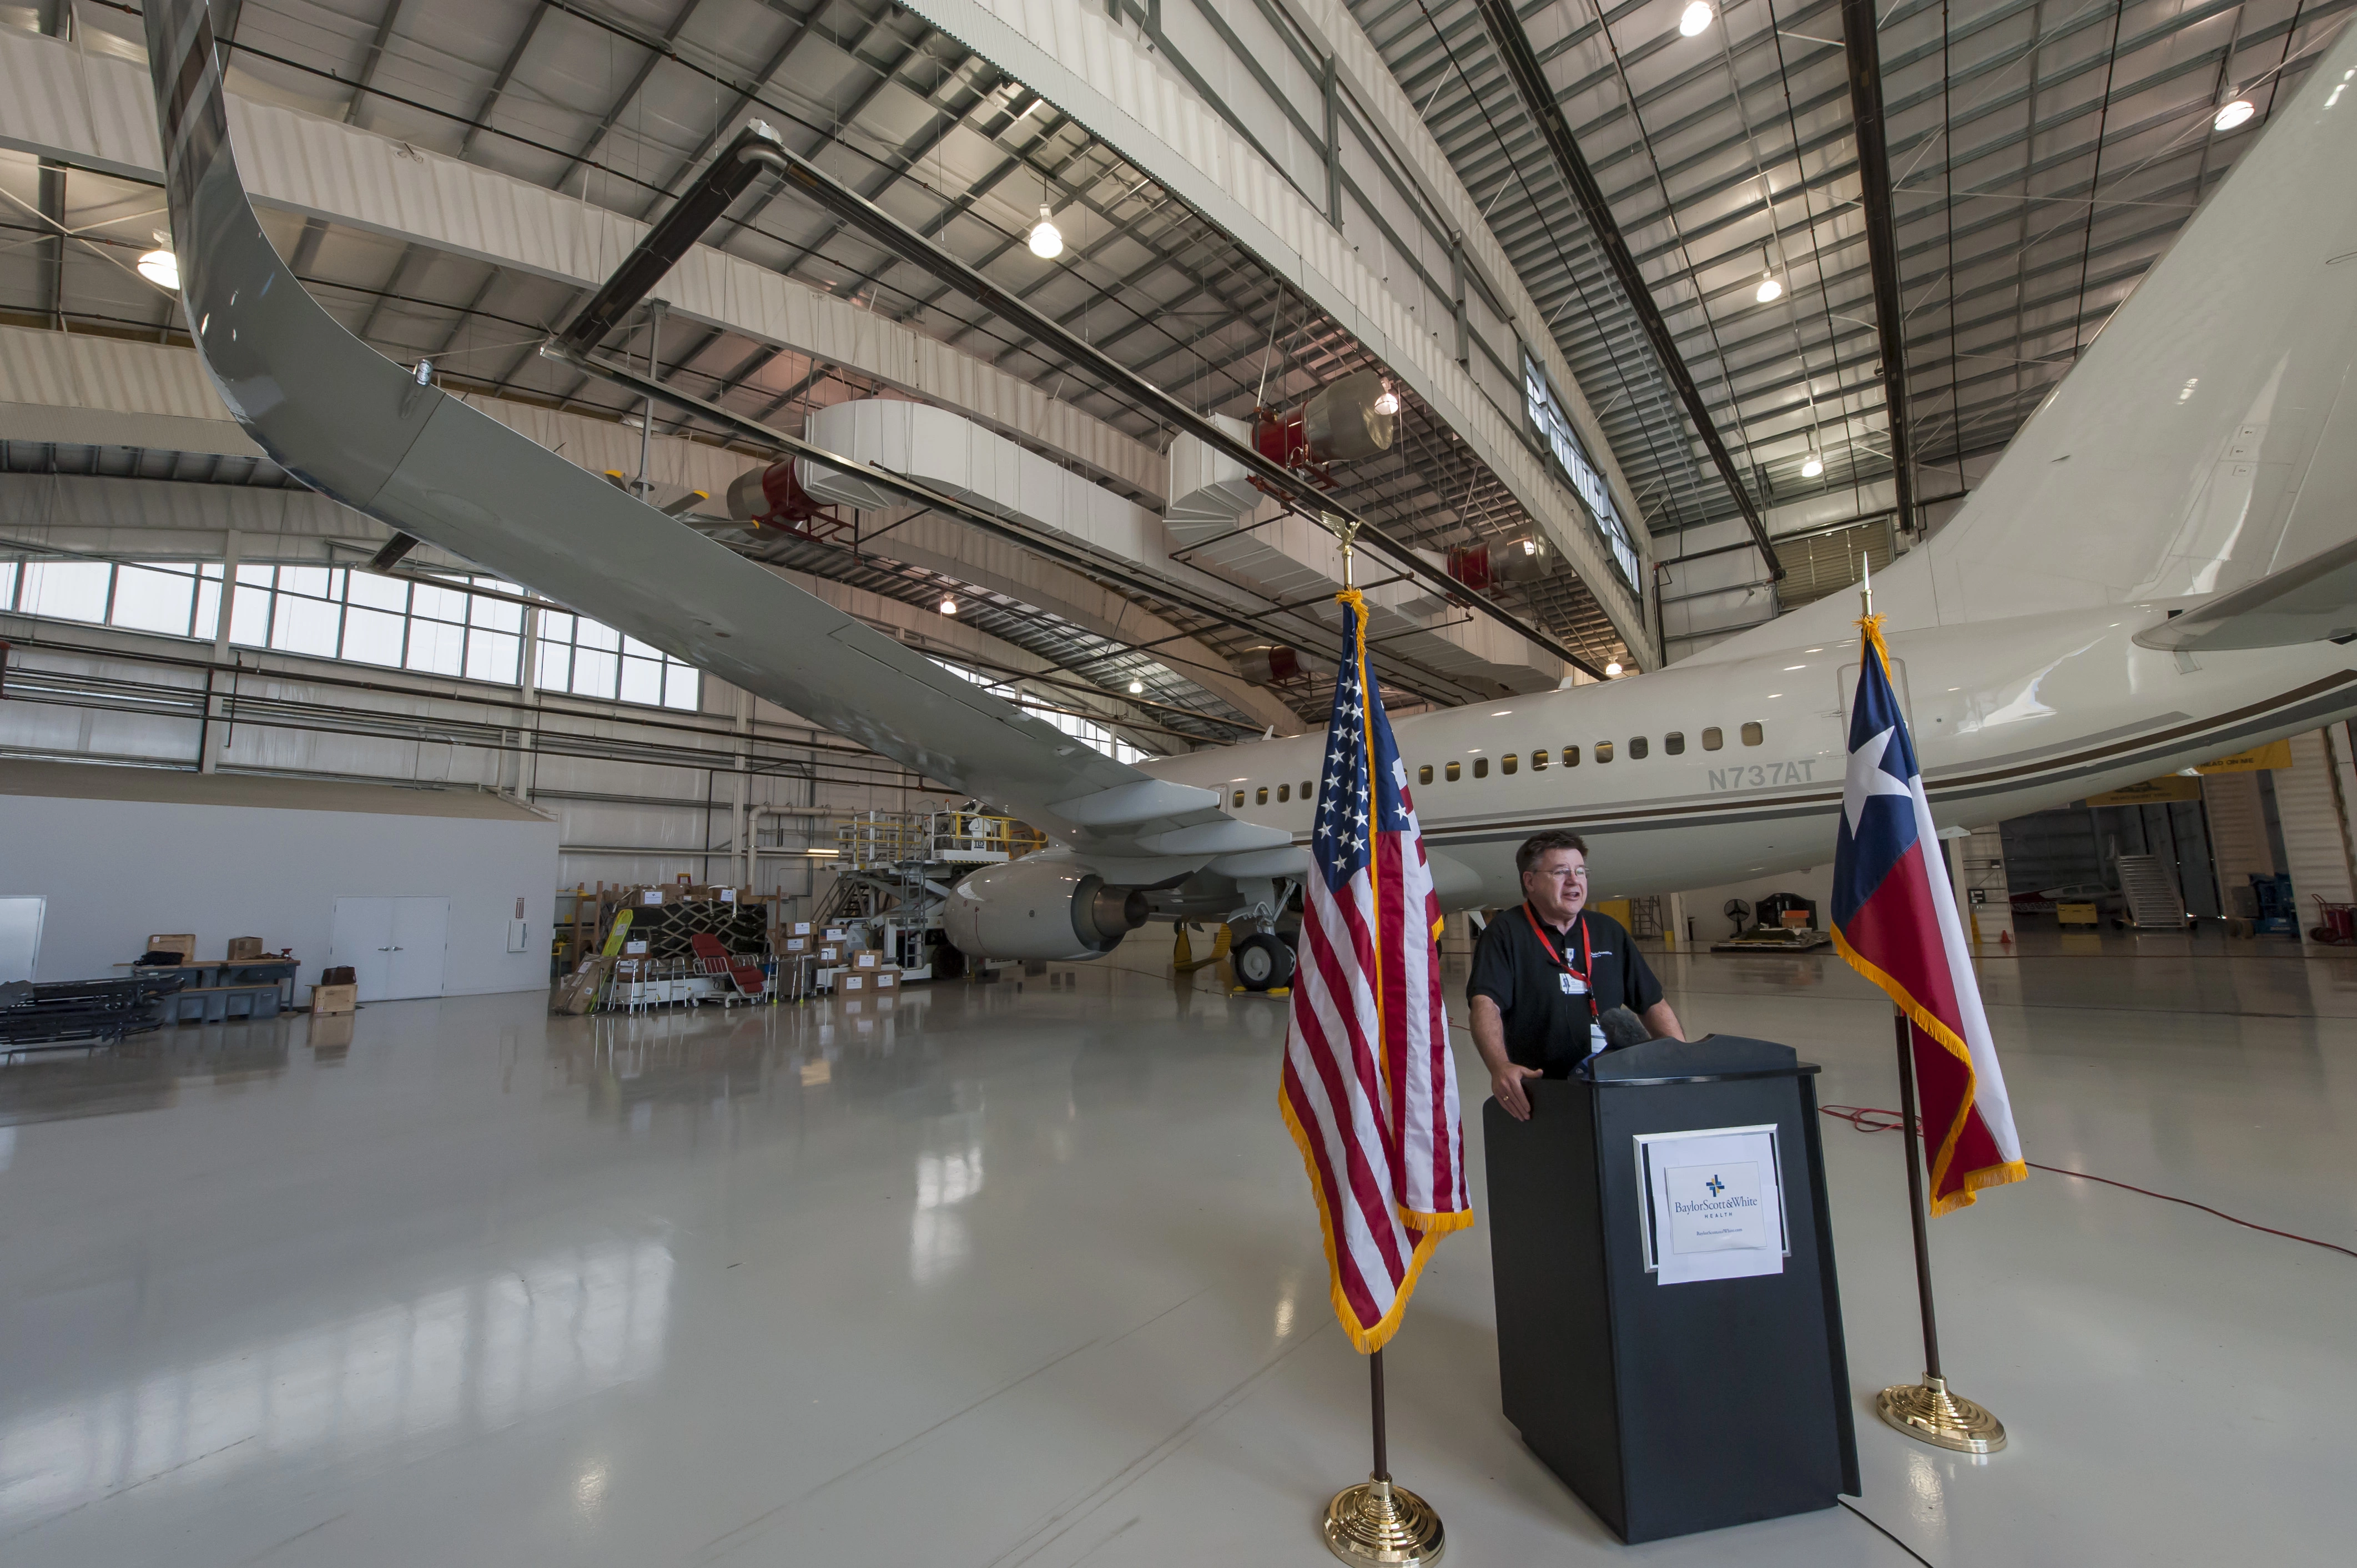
[1280,588,1471,1353]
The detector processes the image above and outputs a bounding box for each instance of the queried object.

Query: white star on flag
[1842,725,1913,835]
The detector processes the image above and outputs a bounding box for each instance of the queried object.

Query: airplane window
[1301,780,1312,799]
[1741,722,1765,747]
[1563,745,1580,767]
[1277,784,1290,803]
[1530,748,1549,772]
[1257,786,1269,804]
[1419,764,1433,785]
[1502,754,1518,775]
[1232,790,1245,807]
[1665,732,1685,755]
[1473,758,1489,779]
[1595,741,1615,763]
[1446,761,1461,782]
[1629,737,1649,760]
[1701,727,1723,751]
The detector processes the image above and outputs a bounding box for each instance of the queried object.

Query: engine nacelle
[942,859,1150,960]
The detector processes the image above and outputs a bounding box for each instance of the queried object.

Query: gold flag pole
[1316,511,1446,1565]
[1855,559,2006,1455]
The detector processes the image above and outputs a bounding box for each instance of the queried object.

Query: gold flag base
[1322,1477,1444,1566]
[1876,1373,2006,1454]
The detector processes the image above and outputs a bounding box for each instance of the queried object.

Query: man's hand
[1468,994,1540,1118]
[1490,1063,1544,1121]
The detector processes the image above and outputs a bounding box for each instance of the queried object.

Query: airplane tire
[1232,931,1296,992]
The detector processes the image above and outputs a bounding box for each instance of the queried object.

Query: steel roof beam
[751,132,1613,677]
[1839,0,1920,540]
[1464,0,1780,578]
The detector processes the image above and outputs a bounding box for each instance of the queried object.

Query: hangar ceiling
[1351,0,2353,547]
[3,0,2350,742]
[0,0,1636,733]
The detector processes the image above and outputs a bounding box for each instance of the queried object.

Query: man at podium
[1468,831,1684,1119]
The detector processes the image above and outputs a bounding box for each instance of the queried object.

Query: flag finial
[1327,510,1358,590]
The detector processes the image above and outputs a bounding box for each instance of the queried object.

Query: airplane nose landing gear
[1231,930,1297,992]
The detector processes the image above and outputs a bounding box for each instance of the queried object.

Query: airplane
[138,0,2357,991]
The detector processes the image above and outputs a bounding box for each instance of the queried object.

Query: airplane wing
[140,0,1278,859]
[2133,537,2357,653]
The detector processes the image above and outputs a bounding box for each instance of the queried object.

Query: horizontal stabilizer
[2134,537,2357,652]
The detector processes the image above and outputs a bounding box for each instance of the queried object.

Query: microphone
[1596,1006,1651,1052]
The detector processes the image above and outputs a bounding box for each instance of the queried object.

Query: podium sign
[1483,1035,1860,1543]
[1635,1124,1789,1283]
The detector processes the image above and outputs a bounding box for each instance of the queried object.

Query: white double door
[330,896,449,1001]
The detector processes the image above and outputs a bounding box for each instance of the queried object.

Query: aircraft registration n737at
[139,0,2357,987]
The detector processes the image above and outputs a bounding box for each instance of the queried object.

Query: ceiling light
[1128,678,1145,694]
[1678,2,1713,38]
[1755,272,1783,303]
[1373,386,1401,416]
[2214,97,2255,131]
[137,245,179,292]
[939,596,958,616]
[1801,454,1824,478]
[1028,205,1064,259]
[1605,660,1623,677]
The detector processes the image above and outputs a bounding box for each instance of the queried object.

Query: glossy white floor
[3,933,2354,1566]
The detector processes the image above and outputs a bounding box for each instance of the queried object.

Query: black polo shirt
[1467,905,1664,1077]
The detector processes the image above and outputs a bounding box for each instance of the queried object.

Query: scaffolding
[807,811,1048,984]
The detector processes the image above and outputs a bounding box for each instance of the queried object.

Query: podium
[1483,1033,1859,1543]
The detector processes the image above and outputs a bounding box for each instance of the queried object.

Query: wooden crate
[312,983,358,1016]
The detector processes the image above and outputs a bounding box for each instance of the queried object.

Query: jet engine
[942,858,1152,961]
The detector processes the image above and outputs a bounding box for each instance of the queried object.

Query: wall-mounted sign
[2086,775,2205,806]
[2195,740,2294,773]
[1524,353,1641,590]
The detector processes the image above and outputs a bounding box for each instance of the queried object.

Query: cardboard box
[2057,902,2099,926]
[226,936,265,960]
[853,951,880,970]
[554,959,608,1015]
[313,983,357,1016]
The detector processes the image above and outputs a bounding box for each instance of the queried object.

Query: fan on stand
[1724,898,1753,938]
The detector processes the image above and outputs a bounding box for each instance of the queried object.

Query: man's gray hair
[1515,830,1590,878]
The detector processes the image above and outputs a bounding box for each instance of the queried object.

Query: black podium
[1483,1033,1859,1543]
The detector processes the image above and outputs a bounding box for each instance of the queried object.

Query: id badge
[1558,973,1588,997]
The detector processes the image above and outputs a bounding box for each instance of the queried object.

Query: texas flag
[1832,617,2026,1214]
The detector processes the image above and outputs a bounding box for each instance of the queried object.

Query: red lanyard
[1522,904,1592,985]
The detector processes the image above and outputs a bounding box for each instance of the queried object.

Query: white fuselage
[1139,606,2357,909]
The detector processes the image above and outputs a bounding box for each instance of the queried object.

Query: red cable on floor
[1819,1105,2357,1261]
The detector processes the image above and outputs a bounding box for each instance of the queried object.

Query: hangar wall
[0,760,556,994]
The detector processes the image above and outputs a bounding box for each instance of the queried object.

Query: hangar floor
[2,933,2352,1566]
